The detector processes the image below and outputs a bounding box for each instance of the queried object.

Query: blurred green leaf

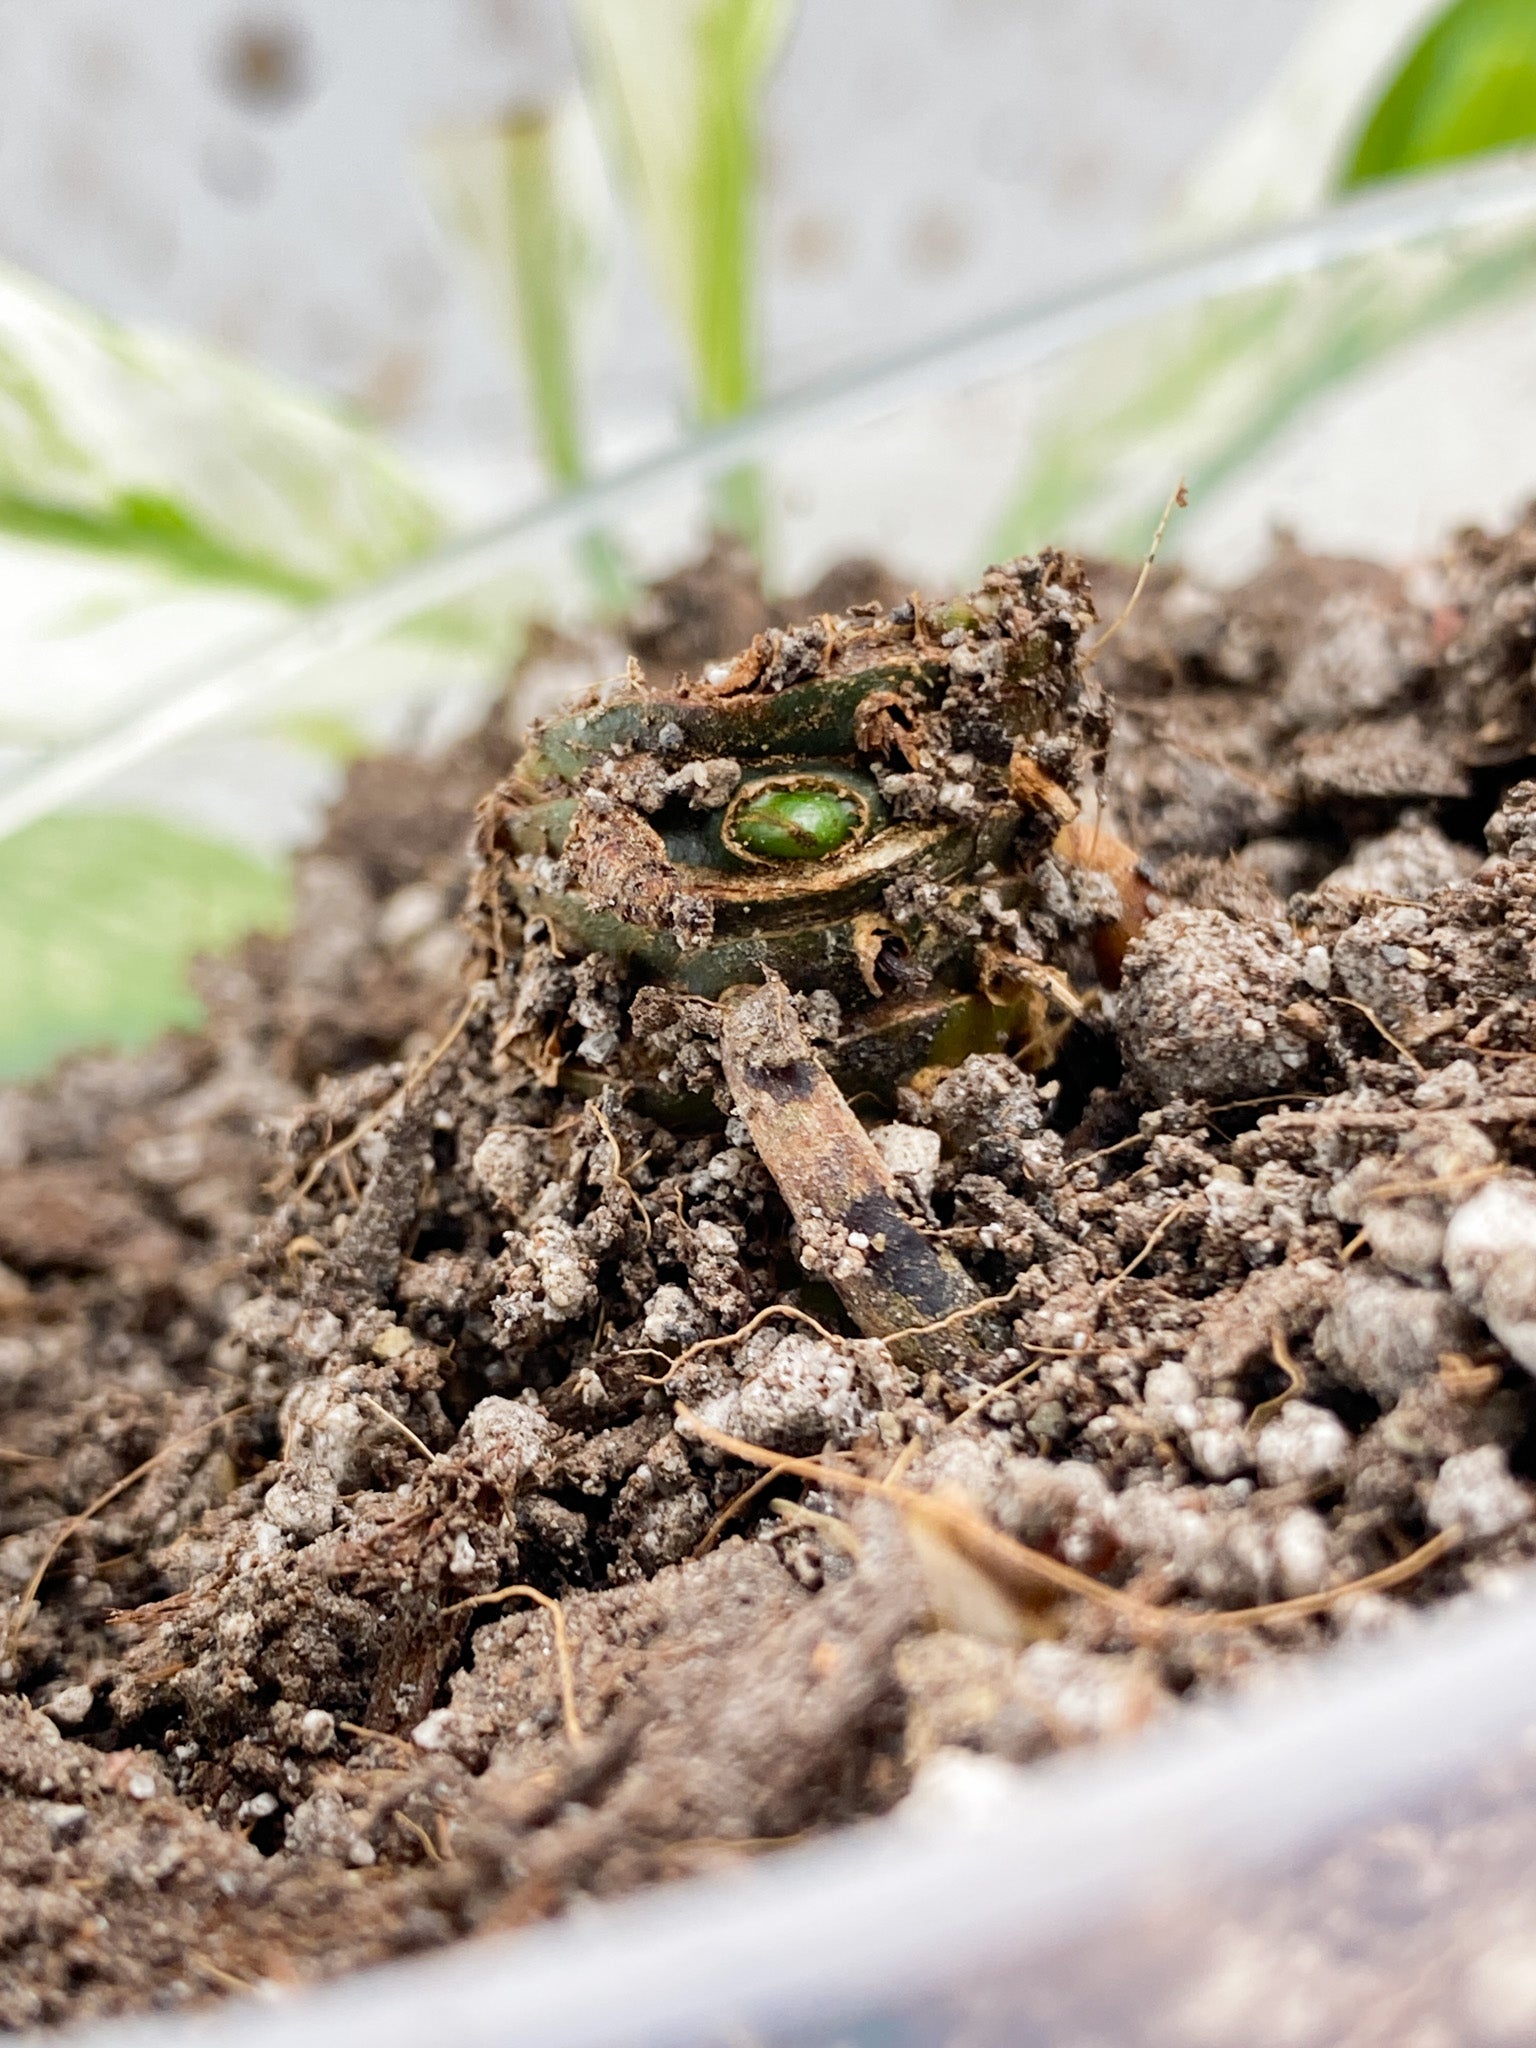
[0,812,288,1079]
[572,0,789,422]
[689,0,786,428]
[993,223,1536,564]
[0,261,445,599]
[268,711,374,763]
[422,98,609,492]
[505,107,593,491]
[994,0,1536,565]
[1345,0,1536,185]
[420,99,632,612]
[572,0,793,540]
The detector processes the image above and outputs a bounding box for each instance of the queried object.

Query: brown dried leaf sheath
[717,974,1004,1369]
[561,797,712,946]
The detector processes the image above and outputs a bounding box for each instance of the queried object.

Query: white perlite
[410,1707,463,1753]
[1255,1400,1350,1489]
[1014,1640,1161,1744]
[694,1330,894,1454]
[42,1683,93,1727]
[1185,1401,1255,1483]
[1444,1179,1536,1372]
[458,1396,557,1493]
[869,1123,942,1206]
[640,1282,708,1351]
[526,1218,595,1321]
[1428,1445,1532,1541]
[1272,1508,1331,1598]
[1142,1363,1255,1482]
[297,1708,335,1754]
[1316,1269,1477,1404]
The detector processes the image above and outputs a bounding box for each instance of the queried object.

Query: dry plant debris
[4,516,1536,2025]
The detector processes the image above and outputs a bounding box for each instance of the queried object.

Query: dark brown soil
[4,516,1536,2029]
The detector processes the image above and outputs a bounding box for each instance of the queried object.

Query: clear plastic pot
[30,150,1536,2048]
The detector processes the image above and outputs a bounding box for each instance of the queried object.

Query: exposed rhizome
[4,517,1536,2026]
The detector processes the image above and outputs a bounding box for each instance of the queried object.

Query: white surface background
[0,0,1327,471]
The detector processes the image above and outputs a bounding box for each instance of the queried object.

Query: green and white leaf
[0,811,288,1081]
[1344,0,1536,184]
[418,94,632,609]
[571,0,792,428]
[0,539,284,746]
[1155,0,1447,240]
[0,258,445,601]
[420,93,614,490]
[0,259,531,1080]
[994,224,1536,563]
[994,0,1536,561]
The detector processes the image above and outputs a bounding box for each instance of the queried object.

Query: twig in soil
[1365,1164,1504,1205]
[1102,1196,1196,1300]
[888,1278,1025,1356]
[625,1301,846,1385]
[1082,478,1188,668]
[4,1404,254,1660]
[1203,1092,1327,1125]
[1070,1130,1152,1171]
[357,1395,433,1462]
[883,1351,1044,1486]
[289,985,481,1199]
[395,1811,443,1863]
[1213,1091,1325,1111]
[632,1282,1058,1398]
[718,976,1005,1366]
[1337,1168,1505,1269]
[679,1410,1459,1640]
[691,1459,800,1558]
[643,1282,1026,1390]
[591,1101,652,1244]
[438,1582,584,1747]
[770,1497,864,1558]
[1249,1327,1307,1436]
[658,1829,810,1871]
[1157,1532,1459,1628]
[1333,997,1427,1077]
[338,1721,419,1759]
[189,1956,256,1997]
[1023,1340,1114,1357]
[1068,1092,1320,1177]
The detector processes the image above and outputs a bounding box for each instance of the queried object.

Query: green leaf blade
[0,812,289,1080]
[505,110,589,491]
[0,261,445,599]
[571,0,792,543]
[1344,0,1536,187]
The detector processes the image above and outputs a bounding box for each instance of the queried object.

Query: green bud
[730,784,862,861]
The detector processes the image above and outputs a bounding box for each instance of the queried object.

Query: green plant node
[731,784,861,861]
